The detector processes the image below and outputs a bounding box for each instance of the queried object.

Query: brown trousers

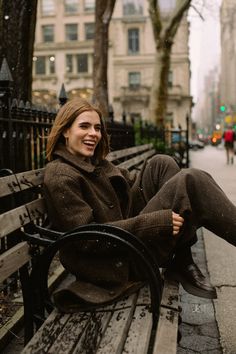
[139,155,236,254]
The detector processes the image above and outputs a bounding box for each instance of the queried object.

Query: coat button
[108,203,114,208]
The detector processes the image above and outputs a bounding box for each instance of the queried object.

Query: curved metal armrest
[23,224,64,246]
[32,226,162,327]
[64,223,160,277]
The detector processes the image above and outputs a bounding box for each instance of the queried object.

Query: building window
[64,0,79,14]
[84,23,95,40]
[77,54,88,72]
[34,55,55,75]
[66,54,73,73]
[65,53,90,74]
[84,0,95,12]
[65,24,78,41]
[128,28,139,54]
[129,72,141,88]
[166,112,174,128]
[42,25,54,42]
[41,0,55,16]
[123,0,143,16]
[168,70,173,87]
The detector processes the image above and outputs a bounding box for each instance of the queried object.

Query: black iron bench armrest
[25,224,163,340]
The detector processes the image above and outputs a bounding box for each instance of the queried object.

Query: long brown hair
[46,98,110,161]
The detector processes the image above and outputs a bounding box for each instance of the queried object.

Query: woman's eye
[79,124,89,129]
[95,126,101,131]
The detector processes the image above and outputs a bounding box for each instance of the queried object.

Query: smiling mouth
[83,140,97,148]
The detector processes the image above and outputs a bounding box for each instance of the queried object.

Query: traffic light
[220,105,226,112]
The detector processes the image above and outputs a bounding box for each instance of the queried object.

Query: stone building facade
[33,0,192,129]
[220,0,236,121]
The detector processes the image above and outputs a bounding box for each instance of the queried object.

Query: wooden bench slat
[107,144,153,162]
[0,174,21,198]
[123,305,153,354]
[160,279,179,311]
[0,168,44,198]
[21,311,72,353]
[0,198,46,238]
[118,149,156,169]
[153,307,179,354]
[0,206,31,239]
[27,197,46,220]
[48,313,90,354]
[136,285,152,305]
[15,168,45,191]
[72,311,113,354]
[0,242,30,283]
[96,294,137,354]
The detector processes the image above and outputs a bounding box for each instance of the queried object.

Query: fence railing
[0,99,137,172]
[0,60,137,172]
[0,58,189,173]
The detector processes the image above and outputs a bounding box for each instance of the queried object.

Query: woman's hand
[172,211,184,236]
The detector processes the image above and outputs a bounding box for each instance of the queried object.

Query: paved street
[178,144,236,354]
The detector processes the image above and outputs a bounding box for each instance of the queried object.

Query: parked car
[188,140,205,150]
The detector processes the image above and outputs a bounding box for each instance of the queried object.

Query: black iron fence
[0,60,135,172]
[0,57,189,174]
[0,98,137,173]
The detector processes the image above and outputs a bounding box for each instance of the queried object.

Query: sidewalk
[178,145,236,354]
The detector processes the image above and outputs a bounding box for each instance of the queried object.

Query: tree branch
[102,0,116,24]
[148,0,162,41]
[190,3,205,21]
[164,0,191,42]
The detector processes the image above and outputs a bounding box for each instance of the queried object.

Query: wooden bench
[0,143,180,354]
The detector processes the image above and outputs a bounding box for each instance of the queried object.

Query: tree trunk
[149,41,172,127]
[0,0,37,101]
[148,0,191,127]
[93,0,116,119]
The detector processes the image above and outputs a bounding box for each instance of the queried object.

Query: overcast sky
[188,0,222,103]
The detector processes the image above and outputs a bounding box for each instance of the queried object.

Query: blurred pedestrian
[223,125,235,164]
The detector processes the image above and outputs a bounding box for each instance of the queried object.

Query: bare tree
[0,0,37,101]
[93,0,116,119]
[148,0,191,127]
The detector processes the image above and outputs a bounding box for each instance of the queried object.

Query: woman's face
[63,110,102,159]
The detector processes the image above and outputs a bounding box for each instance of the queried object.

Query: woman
[44,98,236,311]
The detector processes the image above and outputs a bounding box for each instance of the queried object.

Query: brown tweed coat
[44,144,173,311]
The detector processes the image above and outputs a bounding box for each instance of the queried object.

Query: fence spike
[59,83,68,106]
[0,58,13,82]
[19,100,25,109]
[42,106,48,113]
[11,98,18,108]
[25,101,31,109]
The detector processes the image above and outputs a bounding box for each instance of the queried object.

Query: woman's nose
[88,127,98,135]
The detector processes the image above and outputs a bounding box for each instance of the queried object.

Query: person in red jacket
[223,126,235,164]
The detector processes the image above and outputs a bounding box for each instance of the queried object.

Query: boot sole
[165,272,217,299]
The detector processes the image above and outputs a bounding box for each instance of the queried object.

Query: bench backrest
[0,143,155,290]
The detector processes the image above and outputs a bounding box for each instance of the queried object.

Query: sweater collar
[53,144,124,179]
[53,144,96,173]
